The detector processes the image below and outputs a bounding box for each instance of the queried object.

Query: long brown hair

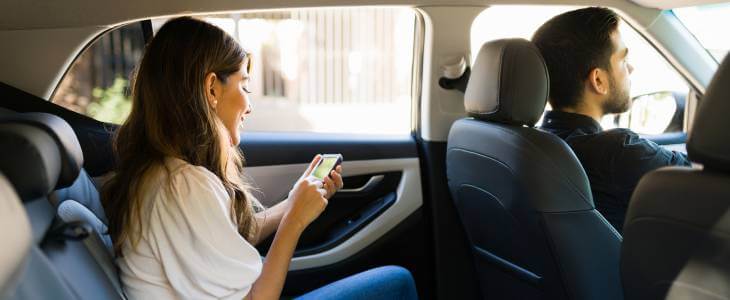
[102,16,258,256]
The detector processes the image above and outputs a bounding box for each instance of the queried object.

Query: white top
[118,157,262,300]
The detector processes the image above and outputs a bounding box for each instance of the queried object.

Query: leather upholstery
[687,55,730,172]
[622,168,730,300]
[447,39,622,299]
[0,112,107,224]
[622,55,730,300]
[0,118,78,299]
[0,123,61,200]
[448,121,593,212]
[465,38,549,127]
[0,112,120,299]
[0,113,83,189]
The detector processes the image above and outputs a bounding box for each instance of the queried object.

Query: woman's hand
[322,165,343,199]
[281,156,329,233]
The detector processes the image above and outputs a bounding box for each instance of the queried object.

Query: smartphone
[311,154,343,180]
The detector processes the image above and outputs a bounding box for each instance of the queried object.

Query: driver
[532,7,691,232]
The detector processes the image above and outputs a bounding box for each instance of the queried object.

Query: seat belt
[82,232,128,300]
[53,205,127,300]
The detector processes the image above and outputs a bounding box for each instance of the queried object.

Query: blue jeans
[295,266,418,300]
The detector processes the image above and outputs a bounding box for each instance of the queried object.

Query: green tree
[88,77,132,124]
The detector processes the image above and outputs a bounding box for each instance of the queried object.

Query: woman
[101,16,418,300]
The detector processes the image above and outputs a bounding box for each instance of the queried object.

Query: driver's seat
[446,38,623,299]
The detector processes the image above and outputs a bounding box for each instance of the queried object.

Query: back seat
[0,172,36,298]
[0,112,124,299]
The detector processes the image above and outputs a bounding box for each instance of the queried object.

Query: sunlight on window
[201,8,416,135]
[470,5,577,64]
[674,3,730,61]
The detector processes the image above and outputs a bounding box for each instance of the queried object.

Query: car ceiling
[2,0,660,30]
[15,0,728,30]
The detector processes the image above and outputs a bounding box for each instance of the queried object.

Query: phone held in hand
[311,154,343,180]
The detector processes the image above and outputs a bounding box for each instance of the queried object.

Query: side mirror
[625,91,685,135]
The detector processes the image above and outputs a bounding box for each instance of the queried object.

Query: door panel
[256,171,402,257]
[239,133,433,298]
[245,157,423,270]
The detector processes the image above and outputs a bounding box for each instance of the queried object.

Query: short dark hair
[532,7,620,110]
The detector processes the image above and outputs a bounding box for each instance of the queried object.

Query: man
[532,7,690,232]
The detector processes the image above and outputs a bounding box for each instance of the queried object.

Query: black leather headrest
[687,56,730,172]
[0,123,61,200]
[0,113,83,188]
[465,39,549,127]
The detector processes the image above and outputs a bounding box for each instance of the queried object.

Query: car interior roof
[7,0,729,30]
[1,0,662,30]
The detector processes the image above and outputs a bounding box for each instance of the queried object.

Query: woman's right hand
[282,155,328,233]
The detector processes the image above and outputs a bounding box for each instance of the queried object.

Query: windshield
[674,3,730,62]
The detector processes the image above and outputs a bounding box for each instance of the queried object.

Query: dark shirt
[540,110,691,232]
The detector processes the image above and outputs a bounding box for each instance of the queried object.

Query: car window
[674,3,730,62]
[471,6,689,135]
[51,23,145,124]
[54,8,417,135]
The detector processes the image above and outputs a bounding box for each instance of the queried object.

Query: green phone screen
[313,157,338,179]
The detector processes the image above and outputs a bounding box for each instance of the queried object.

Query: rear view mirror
[626,91,684,135]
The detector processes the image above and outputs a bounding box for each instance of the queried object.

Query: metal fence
[215,8,415,105]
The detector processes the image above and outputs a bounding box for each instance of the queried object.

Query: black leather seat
[621,56,730,300]
[0,117,81,299]
[0,113,123,299]
[446,39,623,299]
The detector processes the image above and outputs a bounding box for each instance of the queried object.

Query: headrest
[0,173,32,296]
[687,56,730,172]
[0,113,83,188]
[464,39,549,127]
[0,123,62,199]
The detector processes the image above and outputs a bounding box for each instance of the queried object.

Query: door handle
[340,175,385,193]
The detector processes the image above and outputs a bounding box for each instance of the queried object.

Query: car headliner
[4,0,727,30]
[0,0,667,30]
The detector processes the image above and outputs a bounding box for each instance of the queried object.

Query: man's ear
[204,72,220,109]
[587,68,610,96]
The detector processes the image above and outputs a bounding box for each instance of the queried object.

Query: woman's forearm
[246,220,303,300]
[251,199,289,245]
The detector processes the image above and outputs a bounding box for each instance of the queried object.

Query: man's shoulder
[563,127,653,154]
[601,128,659,149]
[561,127,633,144]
